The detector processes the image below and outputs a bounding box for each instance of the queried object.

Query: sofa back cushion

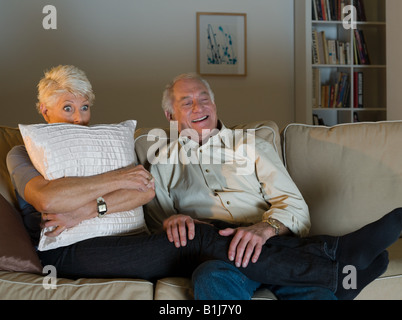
[0,126,23,206]
[134,120,282,169]
[283,122,402,236]
[0,193,42,273]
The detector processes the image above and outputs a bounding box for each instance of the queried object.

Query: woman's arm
[25,164,153,214]
[43,187,155,236]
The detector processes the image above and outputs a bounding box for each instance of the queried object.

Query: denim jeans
[192,260,338,300]
[38,223,338,292]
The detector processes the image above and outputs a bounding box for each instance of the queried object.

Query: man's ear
[40,104,50,122]
[164,110,174,121]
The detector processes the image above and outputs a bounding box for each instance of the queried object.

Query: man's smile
[192,115,209,123]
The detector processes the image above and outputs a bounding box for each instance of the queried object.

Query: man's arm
[219,138,311,268]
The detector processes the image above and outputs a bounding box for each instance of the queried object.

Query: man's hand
[219,222,278,268]
[163,214,196,248]
[163,214,212,248]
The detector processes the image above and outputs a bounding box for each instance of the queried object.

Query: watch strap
[262,217,280,236]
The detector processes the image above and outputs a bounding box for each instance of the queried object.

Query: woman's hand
[114,164,155,192]
[41,201,97,237]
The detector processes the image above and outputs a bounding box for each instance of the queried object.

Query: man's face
[166,78,218,142]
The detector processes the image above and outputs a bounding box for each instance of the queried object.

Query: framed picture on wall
[197,12,247,76]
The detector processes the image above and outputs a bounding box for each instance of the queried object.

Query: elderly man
[145,73,401,300]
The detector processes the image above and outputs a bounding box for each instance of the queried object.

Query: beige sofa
[0,120,401,300]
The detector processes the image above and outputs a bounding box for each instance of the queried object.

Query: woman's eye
[81,105,89,111]
[63,105,72,112]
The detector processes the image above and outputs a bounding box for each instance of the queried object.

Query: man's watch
[262,217,280,236]
[97,197,107,218]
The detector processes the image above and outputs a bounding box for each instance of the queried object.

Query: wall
[387,0,402,121]
[0,0,295,130]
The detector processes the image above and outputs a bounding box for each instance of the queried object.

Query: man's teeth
[192,116,208,123]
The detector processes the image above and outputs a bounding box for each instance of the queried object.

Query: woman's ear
[40,104,50,122]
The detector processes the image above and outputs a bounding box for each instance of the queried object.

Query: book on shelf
[312,29,351,65]
[312,0,367,21]
[313,71,350,108]
[353,71,364,108]
[353,29,371,65]
[353,0,367,21]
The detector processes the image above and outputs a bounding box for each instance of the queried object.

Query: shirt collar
[178,120,233,149]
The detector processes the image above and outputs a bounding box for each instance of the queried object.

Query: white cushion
[19,120,147,251]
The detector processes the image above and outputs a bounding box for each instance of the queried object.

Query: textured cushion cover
[19,120,146,251]
[0,193,42,273]
[0,270,154,300]
[283,122,402,236]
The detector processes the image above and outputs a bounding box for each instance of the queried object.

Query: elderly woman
[6,65,400,300]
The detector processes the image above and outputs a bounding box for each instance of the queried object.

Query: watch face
[98,204,107,213]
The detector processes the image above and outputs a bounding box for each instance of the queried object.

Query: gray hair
[161,73,215,114]
[36,65,95,113]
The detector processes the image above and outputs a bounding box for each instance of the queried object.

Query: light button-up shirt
[146,123,310,237]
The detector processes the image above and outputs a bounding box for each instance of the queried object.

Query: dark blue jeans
[192,260,337,300]
[38,223,338,291]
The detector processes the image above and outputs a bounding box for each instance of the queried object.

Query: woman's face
[41,92,91,125]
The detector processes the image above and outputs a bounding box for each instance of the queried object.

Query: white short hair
[161,73,215,114]
[36,65,95,113]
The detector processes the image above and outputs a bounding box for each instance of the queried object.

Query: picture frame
[197,12,247,76]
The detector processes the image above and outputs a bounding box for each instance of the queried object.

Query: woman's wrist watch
[262,217,280,236]
[97,197,107,218]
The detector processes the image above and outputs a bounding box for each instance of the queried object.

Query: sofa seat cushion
[154,277,277,300]
[381,238,402,279]
[283,122,402,236]
[0,271,153,300]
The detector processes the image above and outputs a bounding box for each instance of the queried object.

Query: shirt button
[226,201,231,205]
[205,169,210,173]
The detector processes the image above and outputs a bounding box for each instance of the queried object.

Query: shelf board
[312,64,386,68]
[312,20,385,26]
[313,108,386,111]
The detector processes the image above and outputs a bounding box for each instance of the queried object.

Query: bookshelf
[295,0,387,126]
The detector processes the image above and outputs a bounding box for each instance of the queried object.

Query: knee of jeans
[193,260,231,276]
[192,260,251,286]
[192,261,236,282]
